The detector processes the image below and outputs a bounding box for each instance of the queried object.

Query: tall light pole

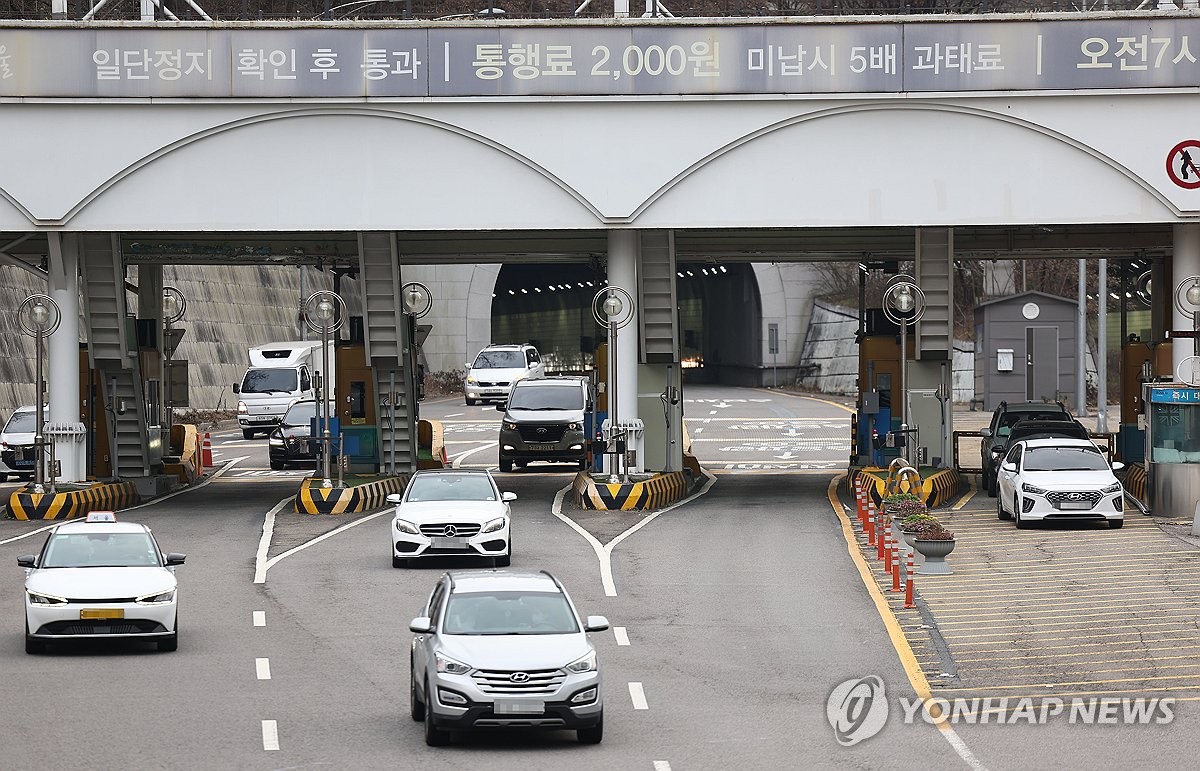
[301,290,346,489]
[592,286,634,482]
[1174,276,1200,386]
[161,285,186,434]
[883,275,926,464]
[18,294,61,494]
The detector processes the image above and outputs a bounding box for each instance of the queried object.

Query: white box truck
[233,341,335,439]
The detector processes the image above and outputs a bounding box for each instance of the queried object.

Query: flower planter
[914,538,956,575]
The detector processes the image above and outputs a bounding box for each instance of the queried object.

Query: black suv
[980,401,1071,496]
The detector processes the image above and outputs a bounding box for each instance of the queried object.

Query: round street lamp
[302,290,347,488]
[882,275,927,463]
[592,286,635,482]
[18,294,61,494]
[1174,276,1200,379]
[401,282,433,318]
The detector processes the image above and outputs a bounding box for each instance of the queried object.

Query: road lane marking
[654,762,671,770]
[125,456,250,511]
[614,627,630,646]
[0,522,57,546]
[253,497,294,584]
[629,682,648,710]
[444,412,464,417]
[693,427,703,434]
[253,611,266,627]
[260,509,391,582]
[261,720,279,751]
[827,474,986,771]
[452,441,498,467]
[552,470,716,597]
[256,658,272,680]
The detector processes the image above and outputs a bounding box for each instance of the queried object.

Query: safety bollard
[855,477,867,531]
[904,552,915,608]
[883,529,893,575]
[876,508,886,561]
[866,497,876,546]
[891,539,902,592]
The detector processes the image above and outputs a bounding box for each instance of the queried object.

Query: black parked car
[986,417,1092,493]
[979,400,1072,496]
[268,399,334,470]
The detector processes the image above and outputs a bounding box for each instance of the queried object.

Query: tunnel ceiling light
[534,287,542,292]
[720,266,727,273]
[521,288,528,294]
[686,270,694,277]
[548,285,555,291]
[508,289,515,295]
[586,281,594,287]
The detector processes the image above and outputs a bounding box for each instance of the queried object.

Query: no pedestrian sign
[1167,140,1200,189]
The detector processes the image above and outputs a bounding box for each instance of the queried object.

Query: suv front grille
[477,380,510,388]
[419,523,482,537]
[473,668,565,695]
[516,424,567,442]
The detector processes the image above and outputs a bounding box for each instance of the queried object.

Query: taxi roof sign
[85,511,117,522]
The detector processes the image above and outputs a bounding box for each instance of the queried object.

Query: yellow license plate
[80,609,124,620]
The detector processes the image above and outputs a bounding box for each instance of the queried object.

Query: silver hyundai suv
[409,569,609,746]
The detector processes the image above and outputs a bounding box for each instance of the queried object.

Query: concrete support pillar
[46,233,85,483]
[606,231,640,473]
[138,264,165,429]
[1173,223,1200,380]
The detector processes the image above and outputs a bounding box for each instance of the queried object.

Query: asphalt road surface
[1,385,1194,769]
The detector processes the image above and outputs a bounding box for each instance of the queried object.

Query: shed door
[1026,327,1059,402]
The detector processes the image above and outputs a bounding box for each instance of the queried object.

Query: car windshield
[406,474,496,502]
[241,368,298,394]
[998,410,1067,436]
[282,401,327,426]
[508,385,583,411]
[1023,446,1110,472]
[473,350,525,369]
[42,532,160,568]
[3,410,36,433]
[443,591,579,635]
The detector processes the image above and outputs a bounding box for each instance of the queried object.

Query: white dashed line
[629,682,648,710]
[693,427,703,434]
[261,720,279,751]
[256,658,272,680]
[708,410,717,415]
[653,763,672,771]
[614,627,630,646]
[253,611,266,627]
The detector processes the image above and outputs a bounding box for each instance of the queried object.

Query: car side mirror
[465,362,473,369]
[164,553,186,566]
[409,616,433,634]
[501,491,517,502]
[1002,461,1017,472]
[980,428,991,438]
[16,554,35,568]
[1112,461,1126,471]
[232,383,240,393]
[386,492,402,505]
[584,615,610,633]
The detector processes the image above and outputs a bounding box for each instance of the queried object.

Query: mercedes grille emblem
[443,525,458,537]
[509,672,530,683]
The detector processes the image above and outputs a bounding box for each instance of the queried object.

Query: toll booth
[856,335,904,467]
[1117,336,1172,463]
[335,342,378,473]
[1143,382,1200,518]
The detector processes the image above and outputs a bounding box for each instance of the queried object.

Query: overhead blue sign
[1150,388,1200,403]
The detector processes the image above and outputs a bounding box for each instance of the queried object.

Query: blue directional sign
[1149,388,1200,404]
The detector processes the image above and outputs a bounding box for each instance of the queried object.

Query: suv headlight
[237,400,248,415]
[435,653,472,675]
[136,589,176,605]
[565,650,597,674]
[466,377,477,385]
[481,517,507,534]
[502,421,518,431]
[1101,482,1122,494]
[1021,482,1048,495]
[568,422,580,431]
[27,591,68,605]
[394,518,420,535]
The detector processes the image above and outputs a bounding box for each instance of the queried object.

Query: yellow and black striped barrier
[8,481,140,521]
[1122,463,1146,507]
[295,474,409,515]
[851,466,964,510]
[574,469,695,511]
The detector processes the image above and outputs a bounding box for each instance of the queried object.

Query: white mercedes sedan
[388,469,514,568]
[18,511,185,654]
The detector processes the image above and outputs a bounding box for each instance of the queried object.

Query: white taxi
[18,511,185,654]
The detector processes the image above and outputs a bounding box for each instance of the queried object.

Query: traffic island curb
[7,481,140,521]
[573,469,697,511]
[294,474,409,515]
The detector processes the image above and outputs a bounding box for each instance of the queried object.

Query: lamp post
[1174,276,1200,385]
[301,290,346,488]
[161,285,186,434]
[882,275,926,463]
[592,286,635,483]
[18,294,61,494]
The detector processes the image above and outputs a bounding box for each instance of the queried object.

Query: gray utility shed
[974,291,1080,413]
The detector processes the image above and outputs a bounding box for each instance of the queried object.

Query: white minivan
[463,344,544,406]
